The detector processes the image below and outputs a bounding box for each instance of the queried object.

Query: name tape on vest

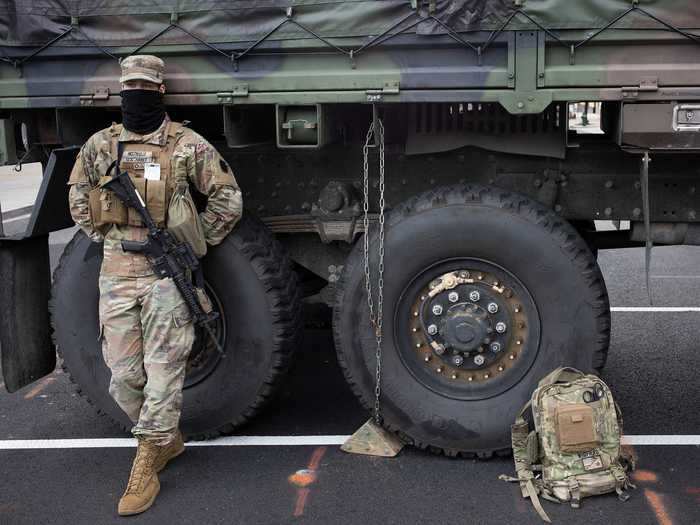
[122,151,154,170]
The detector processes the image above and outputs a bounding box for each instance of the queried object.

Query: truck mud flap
[0,235,55,392]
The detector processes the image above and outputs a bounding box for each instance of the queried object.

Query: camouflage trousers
[98,274,194,446]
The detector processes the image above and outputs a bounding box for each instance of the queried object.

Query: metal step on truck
[1,0,699,457]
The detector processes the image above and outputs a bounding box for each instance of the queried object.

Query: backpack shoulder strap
[503,399,552,523]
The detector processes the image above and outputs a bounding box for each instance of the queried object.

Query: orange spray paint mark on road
[289,469,317,488]
[23,375,55,400]
[307,446,326,470]
[290,446,327,517]
[622,447,673,525]
[686,487,700,503]
[633,470,659,483]
[644,489,674,525]
[294,488,311,517]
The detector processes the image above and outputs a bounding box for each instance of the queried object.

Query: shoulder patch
[195,142,208,154]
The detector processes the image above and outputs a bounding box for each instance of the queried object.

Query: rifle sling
[106,141,126,180]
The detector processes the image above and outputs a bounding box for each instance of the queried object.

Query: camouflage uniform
[67,59,242,446]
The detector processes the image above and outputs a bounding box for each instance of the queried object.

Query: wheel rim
[394,258,541,400]
[184,281,226,388]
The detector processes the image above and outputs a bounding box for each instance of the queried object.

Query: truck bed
[2,1,700,112]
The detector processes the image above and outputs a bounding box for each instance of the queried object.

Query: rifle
[102,169,225,357]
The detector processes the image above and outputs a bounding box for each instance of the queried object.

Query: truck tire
[51,215,302,438]
[333,185,610,456]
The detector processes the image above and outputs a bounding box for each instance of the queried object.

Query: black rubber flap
[0,235,56,392]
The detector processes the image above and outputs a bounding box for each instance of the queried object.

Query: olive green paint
[2,2,700,114]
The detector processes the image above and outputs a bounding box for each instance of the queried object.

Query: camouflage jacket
[68,115,242,277]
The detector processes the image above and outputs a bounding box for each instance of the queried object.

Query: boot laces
[125,443,158,494]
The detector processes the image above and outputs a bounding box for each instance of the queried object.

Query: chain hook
[13,146,34,172]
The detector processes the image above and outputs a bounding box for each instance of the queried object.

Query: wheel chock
[341,419,404,457]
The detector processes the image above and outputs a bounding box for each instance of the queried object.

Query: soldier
[67,55,242,516]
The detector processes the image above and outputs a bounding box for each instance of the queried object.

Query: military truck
[1,0,699,457]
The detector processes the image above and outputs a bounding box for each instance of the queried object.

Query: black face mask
[120,89,165,134]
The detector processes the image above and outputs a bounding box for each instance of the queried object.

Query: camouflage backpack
[501,367,635,522]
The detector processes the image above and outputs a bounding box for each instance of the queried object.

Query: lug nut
[487,302,499,314]
[490,342,502,353]
[473,354,485,366]
[427,324,438,335]
[448,291,459,303]
[434,345,445,355]
[432,304,443,316]
[495,321,507,334]
[469,290,481,301]
[452,355,464,366]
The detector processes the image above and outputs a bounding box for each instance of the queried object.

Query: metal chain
[362,118,386,424]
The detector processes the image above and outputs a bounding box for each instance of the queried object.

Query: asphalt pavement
[1,205,699,524]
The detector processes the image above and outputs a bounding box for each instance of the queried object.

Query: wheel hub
[438,304,489,352]
[402,264,538,391]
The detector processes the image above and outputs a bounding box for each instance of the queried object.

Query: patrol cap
[119,55,165,84]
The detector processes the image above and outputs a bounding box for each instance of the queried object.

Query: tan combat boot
[153,430,185,472]
[118,439,161,516]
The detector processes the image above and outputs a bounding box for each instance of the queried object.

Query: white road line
[0,435,697,450]
[651,275,700,279]
[0,435,349,450]
[611,307,700,312]
[622,435,700,446]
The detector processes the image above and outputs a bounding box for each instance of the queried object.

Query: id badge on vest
[144,163,161,180]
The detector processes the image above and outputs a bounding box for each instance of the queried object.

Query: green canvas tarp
[2,1,700,48]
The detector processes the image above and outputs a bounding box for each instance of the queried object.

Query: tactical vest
[501,367,635,523]
[88,121,186,230]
